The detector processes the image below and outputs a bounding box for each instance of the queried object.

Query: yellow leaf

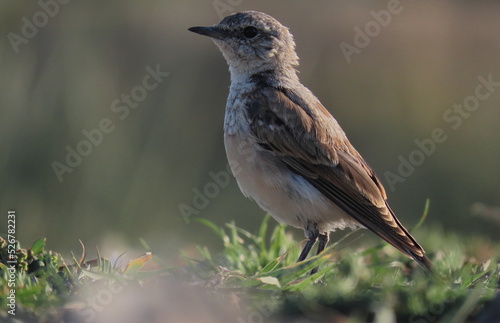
[123,252,153,275]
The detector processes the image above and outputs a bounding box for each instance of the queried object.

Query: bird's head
[189,11,299,79]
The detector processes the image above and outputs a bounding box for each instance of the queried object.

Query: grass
[186,216,499,322]
[1,215,499,322]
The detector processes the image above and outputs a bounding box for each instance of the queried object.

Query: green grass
[187,216,499,322]
[1,216,499,322]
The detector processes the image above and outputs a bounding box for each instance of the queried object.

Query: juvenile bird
[189,11,431,272]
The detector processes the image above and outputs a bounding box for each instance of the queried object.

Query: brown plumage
[248,81,431,270]
[189,11,431,272]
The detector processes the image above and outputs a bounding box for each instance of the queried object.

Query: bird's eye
[243,26,258,39]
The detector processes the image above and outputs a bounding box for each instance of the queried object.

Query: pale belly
[224,133,359,233]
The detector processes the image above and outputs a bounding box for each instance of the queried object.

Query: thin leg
[297,236,317,262]
[310,232,329,275]
[316,232,330,255]
[297,222,319,262]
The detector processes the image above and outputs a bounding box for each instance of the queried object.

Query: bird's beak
[188,26,228,40]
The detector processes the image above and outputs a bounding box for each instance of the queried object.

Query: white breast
[224,133,359,233]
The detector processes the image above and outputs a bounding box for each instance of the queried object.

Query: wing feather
[247,85,431,270]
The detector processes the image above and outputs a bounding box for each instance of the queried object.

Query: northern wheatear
[189,11,431,272]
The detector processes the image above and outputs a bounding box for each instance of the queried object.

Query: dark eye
[243,26,258,39]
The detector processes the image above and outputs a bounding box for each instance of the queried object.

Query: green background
[1,0,499,260]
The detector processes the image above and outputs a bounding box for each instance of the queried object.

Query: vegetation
[1,214,499,322]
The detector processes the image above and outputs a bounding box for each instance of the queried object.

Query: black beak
[188,26,228,40]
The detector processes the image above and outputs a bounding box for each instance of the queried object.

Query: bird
[188,11,431,273]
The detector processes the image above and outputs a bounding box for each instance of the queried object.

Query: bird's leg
[297,236,317,262]
[310,232,330,275]
[316,232,330,255]
[297,223,319,262]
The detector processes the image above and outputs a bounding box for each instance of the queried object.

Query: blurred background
[0,0,499,260]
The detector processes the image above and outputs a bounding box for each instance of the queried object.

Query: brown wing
[247,86,431,271]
